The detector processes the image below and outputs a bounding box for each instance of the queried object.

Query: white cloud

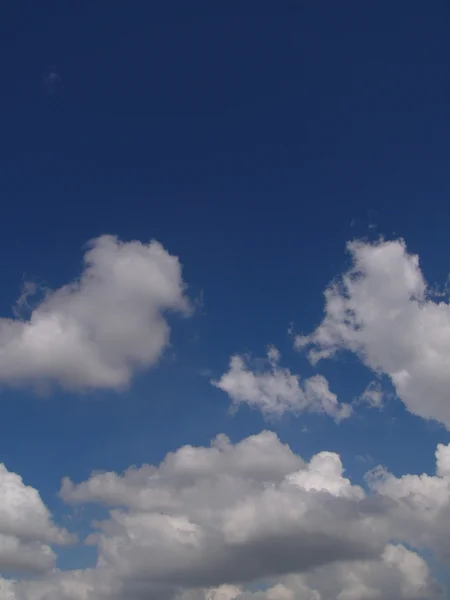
[296,238,450,428]
[0,235,190,391]
[2,432,449,599]
[0,464,74,573]
[56,431,391,596]
[367,441,450,564]
[286,451,363,499]
[357,381,385,409]
[60,430,304,510]
[213,347,351,422]
[62,430,376,586]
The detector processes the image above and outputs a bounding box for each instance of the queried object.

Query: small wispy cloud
[41,65,64,97]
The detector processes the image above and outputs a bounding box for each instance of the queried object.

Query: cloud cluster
[61,430,377,590]
[3,233,450,598]
[0,464,73,574]
[296,238,450,427]
[0,235,190,392]
[214,347,351,422]
[3,431,447,599]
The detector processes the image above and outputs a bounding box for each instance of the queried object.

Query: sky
[1,0,450,598]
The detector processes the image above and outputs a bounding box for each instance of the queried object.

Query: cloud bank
[2,234,450,598]
[2,431,447,599]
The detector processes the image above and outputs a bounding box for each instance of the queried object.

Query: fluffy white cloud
[367,441,450,565]
[213,347,351,422]
[2,432,448,599]
[60,430,304,509]
[62,431,378,589]
[0,464,74,573]
[296,238,450,427]
[56,431,400,598]
[0,235,190,391]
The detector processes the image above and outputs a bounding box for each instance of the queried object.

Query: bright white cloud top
[0,235,190,391]
[297,238,450,427]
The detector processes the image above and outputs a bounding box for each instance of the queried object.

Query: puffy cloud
[213,347,351,422]
[57,431,386,596]
[0,464,74,573]
[0,235,190,392]
[367,441,450,565]
[286,451,363,499]
[60,430,304,509]
[296,238,450,427]
[2,433,449,599]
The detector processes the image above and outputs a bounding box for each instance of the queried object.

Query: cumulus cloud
[0,235,190,392]
[296,238,450,428]
[2,432,449,599]
[62,430,377,590]
[61,432,382,587]
[367,441,450,565]
[213,347,351,422]
[0,464,74,573]
[56,431,395,597]
[60,430,304,509]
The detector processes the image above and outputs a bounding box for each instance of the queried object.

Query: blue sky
[1,2,450,599]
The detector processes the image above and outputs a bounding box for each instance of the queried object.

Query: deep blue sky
[1,0,450,574]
